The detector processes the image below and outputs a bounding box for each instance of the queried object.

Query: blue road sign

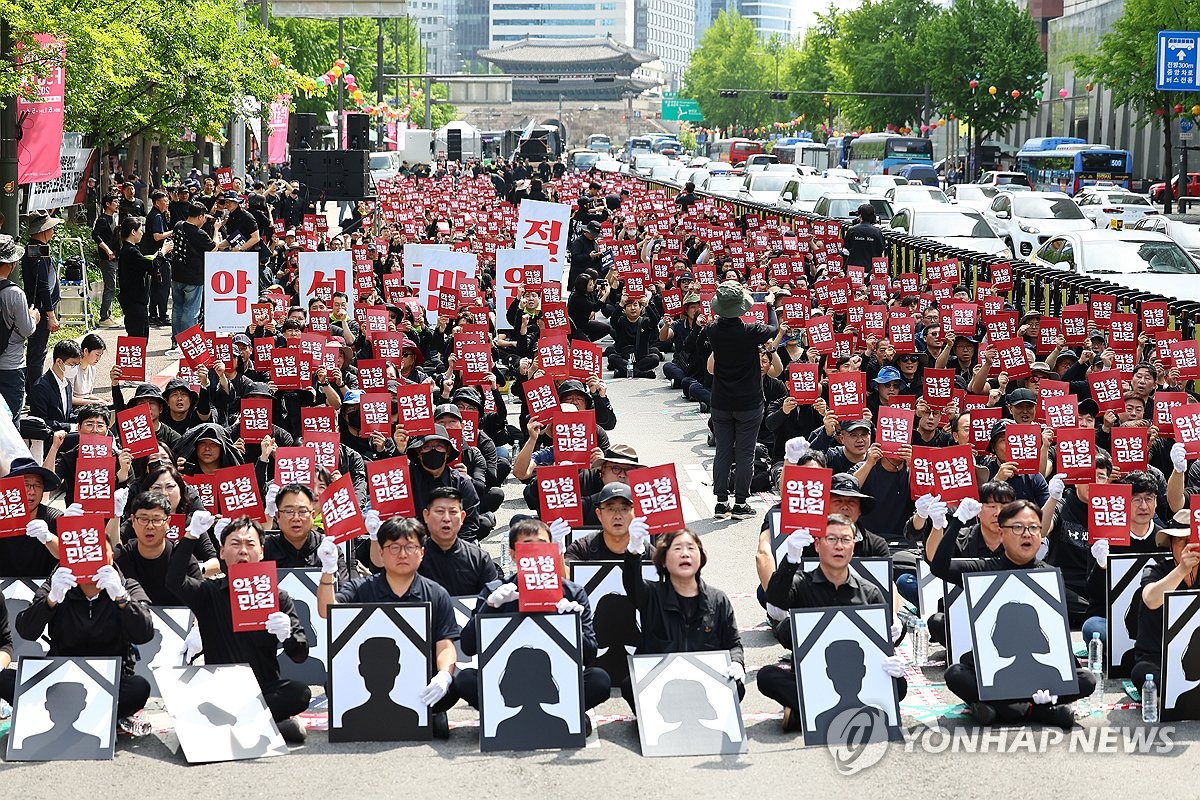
[1157,31,1200,91]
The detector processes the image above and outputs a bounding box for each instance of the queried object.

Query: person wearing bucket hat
[406,424,485,542]
[161,376,212,435]
[0,454,70,578]
[660,290,705,390]
[22,211,64,396]
[705,281,779,519]
[0,234,37,424]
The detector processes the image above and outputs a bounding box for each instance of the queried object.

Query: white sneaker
[164,348,183,358]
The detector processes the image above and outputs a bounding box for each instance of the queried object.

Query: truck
[395,128,434,166]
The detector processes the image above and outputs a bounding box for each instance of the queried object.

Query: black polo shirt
[564,530,651,563]
[264,528,348,582]
[418,536,499,597]
[114,540,202,605]
[766,558,887,647]
[335,573,460,642]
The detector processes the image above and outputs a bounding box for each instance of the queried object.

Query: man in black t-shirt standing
[843,203,885,268]
[222,191,261,257]
[165,202,221,358]
[143,190,172,326]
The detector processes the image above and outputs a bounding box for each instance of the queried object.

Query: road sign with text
[1157,31,1200,91]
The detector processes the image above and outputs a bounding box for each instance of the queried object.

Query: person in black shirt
[567,222,602,286]
[417,486,499,596]
[674,181,698,212]
[264,484,348,582]
[221,191,262,256]
[92,193,121,326]
[167,202,221,356]
[842,203,885,268]
[112,492,203,605]
[118,181,146,222]
[1134,524,1200,689]
[0,588,11,670]
[167,513,311,743]
[1040,458,1111,627]
[0,458,64,577]
[757,515,907,731]
[143,190,172,325]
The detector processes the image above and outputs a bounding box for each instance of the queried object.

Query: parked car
[1029,229,1200,302]
[369,151,399,185]
[737,171,794,205]
[895,164,940,187]
[631,152,671,177]
[777,178,861,213]
[946,184,998,213]
[1149,173,1200,203]
[976,171,1032,188]
[813,194,894,223]
[586,133,612,152]
[884,185,949,206]
[888,206,1011,257]
[860,175,908,197]
[594,157,623,173]
[982,191,1092,257]
[1074,186,1157,229]
[823,168,860,182]
[566,149,600,172]
[1131,214,1200,260]
[699,173,744,198]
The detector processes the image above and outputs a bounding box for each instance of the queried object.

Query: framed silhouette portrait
[156,664,287,762]
[569,561,658,687]
[963,569,1078,702]
[803,557,893,616]
[0,578,51,659]
[277,569,327,686]
[451,595,480,665]
[629,651,746,757]
[327,603,432,742]
[5,657,119,762]
[478,612,585,752]
[1107,553,1165,680]
[915,560,945,619]
[768,510,788,566]
[943,559,974,665]
[790,604,902,748]
[132,606,193,697]
[1162,590,1200,722]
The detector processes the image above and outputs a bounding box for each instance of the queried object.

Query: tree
[682,11,772,130]
[917,0,1045,174]
[779,8,839,133]
[1075,0,1200,211]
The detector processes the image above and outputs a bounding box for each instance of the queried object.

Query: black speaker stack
[447,128,462,162]
[346,114,371,151]
[290,150,371,201]
[288,113,319,150]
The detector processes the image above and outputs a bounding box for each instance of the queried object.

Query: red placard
[922,368,955,411]
[185,474,218,512]
[241,397,273,439]
[319,473,366,544]
[459,343,493,384]
[1111,427,1149,473]
[1141,302,1170,333]
[356,359,389,392]
[1088,370,1124,414]
[1154,392,1190,437]
[74,456,115,513]
[876,407,914,458]
[628,463,686,535]
[1190,495,1200,545]
[540,302,570,334]
[373,332,405,361]
[215,464,265,521]
[777,297,807,327]
[359,392,393,435]
[992,337,1031,380]
[516,541,564,612]
[1040,394,1077,429]
[1089,484,1131,545]
[779,465,831,537]
[786,363,820,403]
[1037,320,1061,355]
[274,447,316,487]
[301,406,338,435]
[115,336,147,382]
[570,341,603,380]
[305,431,341,469]
[536,464,583,527]
[115,406,160,458]
[970,407,1003,454]
[78,434,114,460]
[551,410,596,466]
[0,477,26,536]
[947,303,977,336]
[228,561,278,632]
[253,337,275,366]
[523,375,560,421]
[661,289,683,316]
[270,347,310,390]
[1089,293,1116,323]
[393,383,435,435]
[990,262,1013,292]
[1170,340,1200,379]
[177,324,214,367]
[1002,424,1042,474]
[166,514,186,542]
[806,316,836,353]
[1062,305,1088,345]
[1056,428,1095,485]
[57,517,108,581]
[366,457,417,517]
[1109,313,1139,351]
[1171,403,1200,457]
[827,372,867,420]
[888,319,916,353]
[537,334,571,380]
[909,444,978,502]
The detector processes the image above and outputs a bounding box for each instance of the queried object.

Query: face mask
[63,365,78,380]
[420,450,448,471]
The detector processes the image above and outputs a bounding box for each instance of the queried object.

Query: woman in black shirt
[118,216,167,338]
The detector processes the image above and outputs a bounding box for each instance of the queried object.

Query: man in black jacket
[418,486,499,596]
[843,203,885,268]
[406,425,484,541]
[92,193,122,326]
[567,222,603,286]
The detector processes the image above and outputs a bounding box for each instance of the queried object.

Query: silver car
[889,206,1011,257]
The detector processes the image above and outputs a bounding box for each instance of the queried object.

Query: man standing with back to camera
[843,202,885,268]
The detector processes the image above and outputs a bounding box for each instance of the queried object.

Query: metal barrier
[643,178,1200,341]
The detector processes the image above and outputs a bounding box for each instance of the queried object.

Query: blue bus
[1014,137,1133,194]
[828,134,857,168]
[846,133,934,177]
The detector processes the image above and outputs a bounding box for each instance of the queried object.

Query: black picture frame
[326,602,433,742]
[1107,553,1165,680]
[628,651,747,757]
[5,657,120,762]
[569,560,658,687]
[451,595,480,665]
[478,612,585,752]
[963,569,1079,703]
[768,510,788,566]
[0,578,51,660]
[155,664,287,763]
[943,559,974,665]
[789,604,902,748]
[1161,589,1200,722]
[132,606,193,697]
[277,568,327,686]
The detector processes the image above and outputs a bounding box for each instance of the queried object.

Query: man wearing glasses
[113,492,204,604]
[757,514,907,732]
[264,484,348,582]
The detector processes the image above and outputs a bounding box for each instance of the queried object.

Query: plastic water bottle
[1088,632,1105,681]
[0,698,10,720]
[912,618,928,667]
[1142,674,1159,724]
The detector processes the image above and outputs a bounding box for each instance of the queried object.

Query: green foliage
[682,11,773,129]
[779,8,838,129]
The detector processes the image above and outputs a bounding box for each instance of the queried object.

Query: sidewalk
[83,317,181,397]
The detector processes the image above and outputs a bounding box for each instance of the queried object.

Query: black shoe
[730,502,754,519]
[633,369,656,378]
[276,717,307,744]
[970,702,997,726]
[614,367,629,379]
[431,711,450,740]
[781,707,801,732]
[670,379,681,390]
[713,501,731,518]
[699,402,710,413]
[1029,703,1076,729]
[706,433,715,446]
[584,714,594,737]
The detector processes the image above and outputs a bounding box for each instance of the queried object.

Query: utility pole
[377,18,385,151]
[337,18,344,150]
[0,19,18,238]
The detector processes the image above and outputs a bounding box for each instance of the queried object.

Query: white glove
[113,487,129,517]
[1048,473,1066,502]
[213,517,230,542]
[48,568,77,604]
[62,502,84,517]
[25,519,51,544]
[555,597,584,614]
[265,611,292,643]
[187,509,214,539]
[317,535,340,575]
[94,565,128,603]
[953,497,983,523]
[914,493,939,518]
[1172,442,1189,474]
[1036,537,1050,561]
[1091,538,1110,569]
[927,498,949,530]
[420,670,454,706]
[726,661,746,683]
[1032,689,1058,705]
[890,617,903,642]
[627,516,651,554]
[881,654,906,679]
[264,484,281,518]
[364,509,382,537]
[182,626,203,662]
[784,436,810,463]
[486,582,519,608]
[785,529,814,562]
[549,518,571,552]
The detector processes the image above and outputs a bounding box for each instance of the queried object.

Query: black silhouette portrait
[1117,592,1140,677]
[340,637,420,738]
[494,646,571,748]
[653,679,736,753]
[1171,625,1200,719]
[19,682,103,760]
[196,701,275,759]
[987,601,1066,697]
[5,595,45,658]
[591,593,640,686]
[279,595,325,686]
[812,640,888,736]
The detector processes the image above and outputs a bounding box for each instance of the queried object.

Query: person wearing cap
[662,291,705,391]
[434,402,501,520]
[843,203,885,268]
[557,377,617,431]
[1039,454,1113,628]
[451,385,511,479]
[1004,386,1038,425]
[894,351,922,392]
[414,485,499,596]
[759,514,908,732]
[985,418,1049,504]
[1133,517,1200,690]
[166,202,222,357]
[568,273,614,343]
[263,483,348,582]
[160,375,213,436]
[21,211,64,394]
[0,234,38,423]
[704,280,779,519]
[92,193,122,327]
[807,418,874,474]
[567,220,603,286]
[0,456,64,577]
[866,365,904,418]
[565,482,655,564]
[110,380,182,452]
[407,424,484,542]
[221,190,262,256]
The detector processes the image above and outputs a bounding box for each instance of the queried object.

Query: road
[4,313,1200,795]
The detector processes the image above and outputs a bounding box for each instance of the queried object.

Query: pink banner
[17,35,65,185]
[267,94,290,165]
[387,121,398,151]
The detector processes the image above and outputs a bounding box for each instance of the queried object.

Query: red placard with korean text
[301,406,337,435]
[0,477,28,535]
[1003,424,1042,474]
[270,347,309,390]
[320,473,366,544]
[787,363,820,404]
[115,405,160,458]
[75,456,114,513]
[57,517,108,581]
[366,457,416,517]
[241,397,273,439]
[1190,495,1200,545]
[537,334,571,380]
[78,434,113,460]
[1056,428,1095,485]
[922,368,955,411]
[459,343,493,384]
[1170,340,1200,379]
[359,392,393,435]
[1089,484,1131,545]
[992,337,1030,379]
[628,463,686,535]
[215,464,265,521]
[305,431,340,469]
[537,464,584,527]
[1111,427,1149,473]
[827,372,867,420]
[1171,403,1200,457]
[523,375,560,421]
[780,465,831,537]
[115,336,147,382]
[185,474,218,512]
[356,359,389,391]
[166,514,186,542]
[1141,302,1169,333]
[551,410,596,466]
[1088,370,1124,414]
[876,407,914,458]
[274,447,316,487]
[1154,392,1190,437]
[970,407,1003,454]
[516,541,564,612]
[177,324,214,367]
[228,561,278,632]
[570,341,603,380]
[910,444,978,502]
[1041,395,1078,429]
[888,319,916,353]
[393,383,435,435]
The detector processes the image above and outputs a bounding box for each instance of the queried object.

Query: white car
[705,161,736,174]
[946,184,997,213]
[631,152,670,177]
[369,151,399,185]
[1132,215,1200,260]
[699,173,744,198]
[737,171,793,205]
[982,191,1093,258]
[649,164,680,183]
[777,178,861,213]
[861,175,908,197]
[1029,229,1200,302]
[885,185,949,206]
[1075,188,1157,229]
[888,206,1011,257]
[824,168,860,182]
[813,194,894,223]
[593,157,622,173]
[687,156,711,167]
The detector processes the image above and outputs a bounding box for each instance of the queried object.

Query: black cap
[596,482,634,505]
[1006,388,1037,406]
